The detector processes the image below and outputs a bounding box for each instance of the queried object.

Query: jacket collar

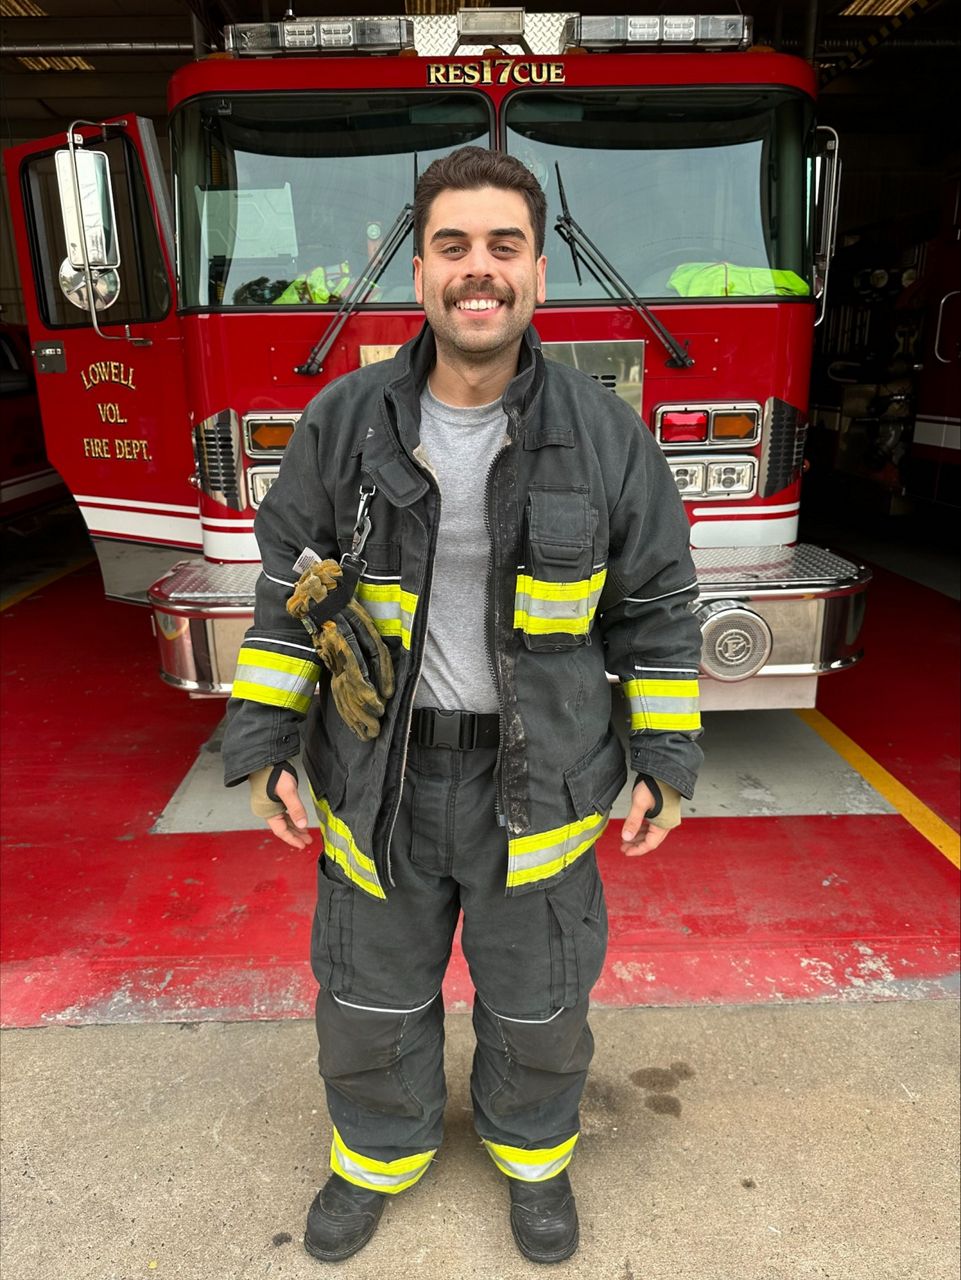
[360,320,556,504]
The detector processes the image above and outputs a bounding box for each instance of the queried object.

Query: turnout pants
[309,739,609,1193]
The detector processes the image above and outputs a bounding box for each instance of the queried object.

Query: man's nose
[459,243,495,276]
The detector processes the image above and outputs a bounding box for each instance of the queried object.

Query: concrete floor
[2,1001,958,1280]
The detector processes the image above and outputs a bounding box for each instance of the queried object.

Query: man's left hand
[620,779,680,858]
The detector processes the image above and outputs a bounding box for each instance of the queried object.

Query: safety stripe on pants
[483,1133,579,1182]
[330,1126,436,1194]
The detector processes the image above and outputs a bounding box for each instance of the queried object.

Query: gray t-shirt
[413,384,509,713]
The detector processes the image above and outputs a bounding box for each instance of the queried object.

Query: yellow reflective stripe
[231,680,313,714]
[483,1133,579,1182]
[630,711,702,731]
[330,1127,435,1194]
[506,814,608,889]
[514,569,605,636]
[625,676,701,733]
[355,581,418,650]
[624,678,699,699]
[514,611,592,635]
[232,646,320,713]
[516,570,606,602]
[312,792,386,900]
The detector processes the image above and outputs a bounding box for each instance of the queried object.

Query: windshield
[505,88,815,302]
[172,93,491,309]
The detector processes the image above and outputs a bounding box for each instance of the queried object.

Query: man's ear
[413,256,424,305]
[536,254,547,305]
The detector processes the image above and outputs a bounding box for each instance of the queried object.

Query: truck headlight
[249,468,280,507]
[670,462,705,494]
[706,460,755,495]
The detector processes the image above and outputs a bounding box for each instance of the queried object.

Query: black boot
[304,1173,388,1262]
[508,1169,579,1264]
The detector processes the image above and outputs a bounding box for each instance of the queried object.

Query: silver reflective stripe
[483,1134,579,1182]
[233,663,314,698]
[333,992,439,1015]
[314,796,386,900]
[330,1127,435,1194]
[507,811,608,881]
[481,998,565,1025]
[631,693,699,718]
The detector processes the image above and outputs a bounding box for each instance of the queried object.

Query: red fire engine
[4,10,869,709]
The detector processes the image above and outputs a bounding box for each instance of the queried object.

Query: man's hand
[620,778,681,857]
[249,764,313,851]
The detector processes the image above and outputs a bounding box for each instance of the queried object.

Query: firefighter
[223,146,703,1265]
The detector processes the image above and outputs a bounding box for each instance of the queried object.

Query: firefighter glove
[316,600,395,741]
[636,774,682,831]
[287,558,345,627]
[249,762,299,820]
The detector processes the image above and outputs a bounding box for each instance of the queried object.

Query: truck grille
[760,398,806,498]
[195,409,245,511]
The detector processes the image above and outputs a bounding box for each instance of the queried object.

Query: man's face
[413,185,546,362]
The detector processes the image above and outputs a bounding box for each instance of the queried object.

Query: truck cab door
[4,116,200,601]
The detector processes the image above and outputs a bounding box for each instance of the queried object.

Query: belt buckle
[420,708,476,750]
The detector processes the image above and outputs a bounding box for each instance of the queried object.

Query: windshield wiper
[553,164,694,369]
[295,200,414,377]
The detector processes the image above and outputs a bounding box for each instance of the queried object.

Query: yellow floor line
[796,708,961,869]
[0,557,95,613]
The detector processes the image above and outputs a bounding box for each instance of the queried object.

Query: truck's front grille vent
[760,398,805,498]
[195,409,245,511]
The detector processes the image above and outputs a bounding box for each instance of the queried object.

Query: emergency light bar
[562,14,753,51]
[225,16,415,56]
[457,7,526,43]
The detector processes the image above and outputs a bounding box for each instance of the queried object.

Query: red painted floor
[1,561,958,1026]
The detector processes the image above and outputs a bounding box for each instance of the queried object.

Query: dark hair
[413,146,547,257]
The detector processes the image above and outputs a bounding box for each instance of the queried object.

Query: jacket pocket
[310,856,354,993]
[515,487,602,652]
[564,731,628,819]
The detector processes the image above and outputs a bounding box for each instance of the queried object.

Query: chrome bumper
[692,544,871,708]
[148,560,259,694]
[148,544,872,700]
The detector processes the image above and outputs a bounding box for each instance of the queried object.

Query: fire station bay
[0,7,958,1280]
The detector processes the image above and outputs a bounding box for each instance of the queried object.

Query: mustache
[443,281,515,308]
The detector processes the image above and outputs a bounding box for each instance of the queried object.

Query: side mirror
[55,148,120,269]
[813,126,841,327]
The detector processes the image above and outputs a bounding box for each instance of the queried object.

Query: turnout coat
[223,323,703,899]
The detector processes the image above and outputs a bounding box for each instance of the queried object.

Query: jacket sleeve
[221,399,339,787]
[597,410,704,799]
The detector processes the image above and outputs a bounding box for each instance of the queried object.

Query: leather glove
[249,762,298,819]
[316,600,395,741]
[286,557,395,740]
[636,774,682,831]
[286,557,344,622]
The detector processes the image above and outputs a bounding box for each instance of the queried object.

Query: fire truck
[4,9,869,709]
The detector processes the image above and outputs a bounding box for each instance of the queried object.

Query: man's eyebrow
[429,226,529,244]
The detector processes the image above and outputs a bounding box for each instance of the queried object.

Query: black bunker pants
[309,738,609,1194]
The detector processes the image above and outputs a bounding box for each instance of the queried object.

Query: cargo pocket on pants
[310,856,354,993]
[546,857,608,1009]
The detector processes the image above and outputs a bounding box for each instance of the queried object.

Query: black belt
[410,707,499,750]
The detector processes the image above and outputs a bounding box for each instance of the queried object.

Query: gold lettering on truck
[425,60,565,87]
[80,361,137,391]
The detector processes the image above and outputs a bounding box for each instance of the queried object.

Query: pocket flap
[564,732,628,818]
[527,488,593,576]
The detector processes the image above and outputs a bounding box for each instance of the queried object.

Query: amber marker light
[249,422,295,451]
[711,410,757,440]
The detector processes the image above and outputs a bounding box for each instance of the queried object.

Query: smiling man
[222,147,703,1266]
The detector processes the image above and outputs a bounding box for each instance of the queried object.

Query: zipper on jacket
[380,470,440,884]
[484,412,518,828]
